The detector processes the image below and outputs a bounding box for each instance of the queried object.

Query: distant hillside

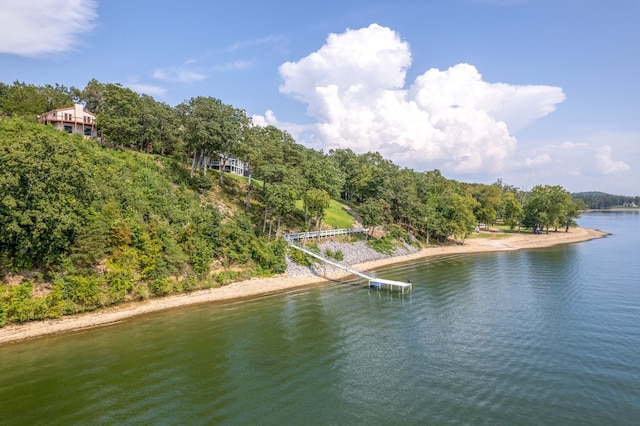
[572,192,639,209]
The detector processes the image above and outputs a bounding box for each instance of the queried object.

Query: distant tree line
[572,192,640,210]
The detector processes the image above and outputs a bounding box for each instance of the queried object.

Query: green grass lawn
[295,199,355,229]
[467,231,513,240]
[467,223,532,239]
[491,224,535,234]
[324,200,355,228]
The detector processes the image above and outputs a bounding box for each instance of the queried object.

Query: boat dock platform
[367,277,412,294]
[285,239,412,294]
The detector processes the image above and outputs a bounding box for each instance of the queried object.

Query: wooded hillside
[0,79,597,325]
[572,192,639,210]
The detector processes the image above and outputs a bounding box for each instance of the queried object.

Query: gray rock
[286,239,419,276]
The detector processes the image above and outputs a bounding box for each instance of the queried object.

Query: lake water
[1,211,639,425]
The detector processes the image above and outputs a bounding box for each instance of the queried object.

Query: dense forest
[0,79,604,326]
[572,192,639,210]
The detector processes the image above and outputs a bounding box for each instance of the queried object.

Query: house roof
[39,104,95,117]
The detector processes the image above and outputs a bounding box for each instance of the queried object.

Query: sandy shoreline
[0,227,608,345]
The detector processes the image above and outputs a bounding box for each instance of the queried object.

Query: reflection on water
[1,212,639,425]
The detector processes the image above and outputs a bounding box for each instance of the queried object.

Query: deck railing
[283,228,369,241]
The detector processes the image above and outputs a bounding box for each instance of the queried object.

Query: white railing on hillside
[283,228,369,241]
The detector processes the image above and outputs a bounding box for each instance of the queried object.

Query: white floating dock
[368,277,412,294]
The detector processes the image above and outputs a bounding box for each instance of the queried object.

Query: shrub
[368,237,395,255]
[5,281,48,322]
[215,270,240,285]
[194,174,214,192]
[289,247,318,267]
[387,224,405,241]
[131,282,149,300]
[149,277,173,296]
[105,246,139,302]
[306,243,320,254]
[181,276,198,292]
[63,274,102,308]
[187,237,214,276]
[334,249,344,261]
[250,237,287,274]
[323,248,344,261]
[0,287,6,327]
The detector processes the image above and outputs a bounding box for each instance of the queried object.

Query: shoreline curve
[0,227,608,345]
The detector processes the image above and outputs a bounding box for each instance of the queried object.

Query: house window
[84,127,92,136]
[64,125,73,133]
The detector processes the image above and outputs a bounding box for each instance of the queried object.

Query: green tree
[329,148,360,201]
[468,183,502,229]
[359,198,389,239]
[216,106,249,185]
[137,95,180,154]
[0,80,86,123]
[179,96,225,178]
[522,185,573,232]
[80,79,105,113]
[388,168,420,231]
[441,191,479,242]
[0,81,47,117]
[502,191,523,230]
[255,128,306,191]
[220,213,254,266]
[416,170,453,243]
[96,83,141,147]
[302,150,345,199]
[418,194,440,245]
[0,119,96,268]
[349,152,397,202]
[40,83,78,112]
[560,199,585,232]
[262,182,299,237]
[236,124,263,210]
[249,126,307,230]
[304,188,331,231]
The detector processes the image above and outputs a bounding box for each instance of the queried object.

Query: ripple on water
[2,214,640,425]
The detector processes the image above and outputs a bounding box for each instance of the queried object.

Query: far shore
[0,227,608,345]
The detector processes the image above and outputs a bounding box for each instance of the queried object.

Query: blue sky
[1,0,638,195]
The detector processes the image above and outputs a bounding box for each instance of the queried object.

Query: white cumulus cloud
[512,139,631,187]
[276,24,566,174]
[0,0,98,56]
[126,82,167,97]
[252,109,278,127]
[596,145,630,174]
[410,63,565,132]
[153,69,207,83]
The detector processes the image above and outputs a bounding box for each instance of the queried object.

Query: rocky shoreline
[285,239,419,276]
[0,227,608,345]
